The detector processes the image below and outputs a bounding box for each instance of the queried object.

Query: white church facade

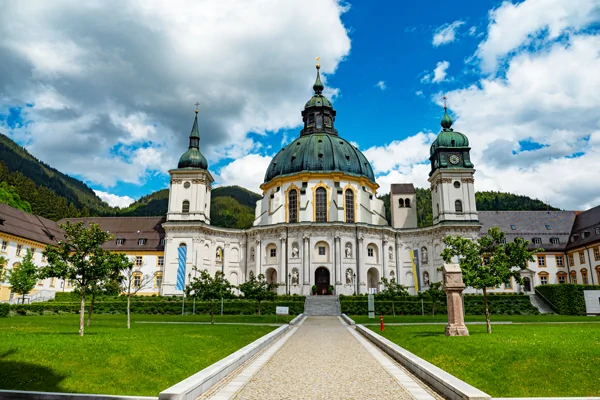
[159,65,480,297]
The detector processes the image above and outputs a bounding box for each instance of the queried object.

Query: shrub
[0,303,9,317]
[536,284,600,315]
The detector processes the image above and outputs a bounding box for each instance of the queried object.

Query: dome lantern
[178,106,208,170]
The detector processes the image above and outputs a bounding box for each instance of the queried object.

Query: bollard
[380,315,384,331]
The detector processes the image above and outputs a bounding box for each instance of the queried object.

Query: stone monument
[442,263,469,336]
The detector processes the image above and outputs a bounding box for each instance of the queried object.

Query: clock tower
[428,103,478,225]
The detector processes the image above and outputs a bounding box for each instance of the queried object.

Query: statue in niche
[388,246,393,261]
[291,268,299,285]
[390,271,395,281]
[346,268,353,284]
[421,246,428,264]
[216,249,223,263]
[250,247,255,262]
[345,243,352,258]
[291,243,299,258]
[423,271,430,287]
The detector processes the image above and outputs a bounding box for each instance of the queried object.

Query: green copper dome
[178,110,208,169]
[264,64,375,184]
[264,133,376,183]
[430,109,469,156]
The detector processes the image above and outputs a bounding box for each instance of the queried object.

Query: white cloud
[432,61,450,83]
[421,61,450,84]
[432,20,465,47]
[0,0,351,189]
[364,132,436,174]
[476,0,599,73]
[415,90,423,97]
[375,81,386,90]
[94,190,135,208]
[217,154,273,193]
[468,26,477,36]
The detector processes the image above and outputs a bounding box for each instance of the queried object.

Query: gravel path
[233,316,413,400]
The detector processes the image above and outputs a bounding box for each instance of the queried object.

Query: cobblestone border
[355,325,491,400]
[0,390,156,400]
[341,314,355,325]
[158,325,290,400]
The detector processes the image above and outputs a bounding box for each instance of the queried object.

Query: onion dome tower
[428,99,477,225]
[167,106,213,223]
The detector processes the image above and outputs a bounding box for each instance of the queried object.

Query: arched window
[154,272,163,288]
[182,200,190,214]
[288,189,298,223]
[398,198,404,208]
[315,187,327,222]
[455,199,463,213]
[345,189,355,223]
[405,198,411,208]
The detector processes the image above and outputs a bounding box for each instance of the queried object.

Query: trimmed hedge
[536,284,600,315]
[10,300,305,316]
[340,293,539,316]
[0,303,9,317]
[54,292,306,303]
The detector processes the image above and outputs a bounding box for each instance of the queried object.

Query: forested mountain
[121,185,261,229]
[379,189,560,228]
[0,133,110,216]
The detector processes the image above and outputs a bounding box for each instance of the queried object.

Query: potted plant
[311,285,317,295]
[328,285,335,295]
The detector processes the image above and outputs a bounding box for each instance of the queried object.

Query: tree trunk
[210,298,214,325]
[432,301,435,317]
[258,300,261,316]
[79,287,86,337]
[22,293,25,305]
[127,295,131,329]
[87,290,95,327]
[483,288,491,334]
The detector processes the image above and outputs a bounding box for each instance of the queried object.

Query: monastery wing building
[1,66,600,302]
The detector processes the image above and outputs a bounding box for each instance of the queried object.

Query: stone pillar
[335,236,341,286]
[443,263,469,337]
[280,236,286,295]
[382,238,388,281]
[256,238,262,276]
[303,235,310,294]
[357,235,363,294]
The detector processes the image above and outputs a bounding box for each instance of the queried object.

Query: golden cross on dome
[316,56,320,69]
[194,101,200,113]
[443,96,448,110]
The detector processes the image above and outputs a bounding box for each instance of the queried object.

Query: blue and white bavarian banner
[176,245,187,291]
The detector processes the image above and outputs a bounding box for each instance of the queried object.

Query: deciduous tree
[42,221,125,336]
[420,282,445,316]
[378,277,409,316]
[7,248,38,304]
[238,272,276,316]
[122,259,155,328]
[186,269,234,324]
[442,227,540,333]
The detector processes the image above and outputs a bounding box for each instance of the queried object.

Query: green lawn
[352,314,600,324]
[131,313,295,324]
[370,323,600,397]
[0,315,276,396]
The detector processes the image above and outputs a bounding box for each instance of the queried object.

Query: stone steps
[529,294,554,314]
[304,295,341,316]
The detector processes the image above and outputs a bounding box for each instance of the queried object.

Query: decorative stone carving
[421,246,428,264]
[346,268,353,284]
[461,177,475,183]
[291,268,299,285]
[216,248,223,263]
[345,243,352,258]
[250,247,255,262]
[291,243,299,258]
[443,263,469,337]
[388,246,393,261]
[390,270,395,280]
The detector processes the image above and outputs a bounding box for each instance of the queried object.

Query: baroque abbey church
[1,65,599,302]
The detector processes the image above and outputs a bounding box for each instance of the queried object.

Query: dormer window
[532,238,542,245]
[116,238,125,246]
[138,238,147,246]
[550,237,560,244]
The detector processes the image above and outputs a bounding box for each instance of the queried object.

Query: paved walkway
[207,316,440,400]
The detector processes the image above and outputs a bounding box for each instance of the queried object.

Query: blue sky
[1,0,599,209]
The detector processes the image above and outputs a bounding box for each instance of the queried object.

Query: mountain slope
[0,133,110,212]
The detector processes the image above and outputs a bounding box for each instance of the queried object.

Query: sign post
[276,306,289,324]
[368,294,375,319]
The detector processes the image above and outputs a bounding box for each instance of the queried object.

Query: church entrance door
[315,267,330,295]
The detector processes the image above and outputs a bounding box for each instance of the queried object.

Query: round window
[184,181,191,189]
[453,181,461,188]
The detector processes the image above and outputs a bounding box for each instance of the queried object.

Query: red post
[380,315,384,331]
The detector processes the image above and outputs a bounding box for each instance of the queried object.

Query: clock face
[449,154,460,165]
